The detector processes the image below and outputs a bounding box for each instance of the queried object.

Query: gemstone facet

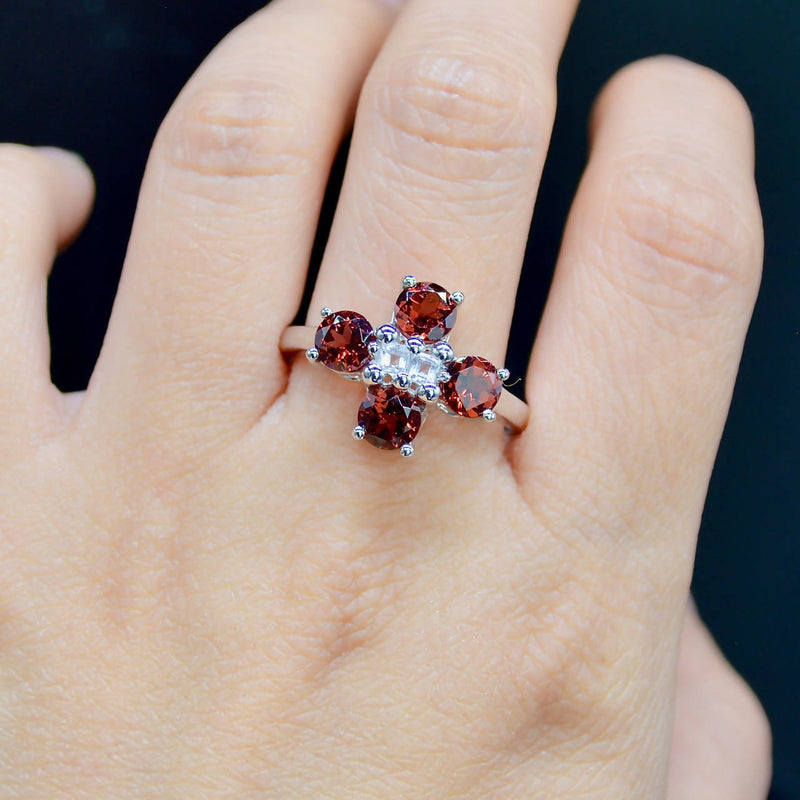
[315,311,374,374]
[441,356,502,418]
[393,282,458,342]
[357,385,426,450]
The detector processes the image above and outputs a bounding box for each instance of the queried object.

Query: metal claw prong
[406,336,424,354]
[451,291,464,305]
[306,347,320,363]
[353,425,367,441]
[482,409,497,423]
[395,373,411,389]
[376,324,398,344]
[363,363,383,384]
[402,275,417,289]
[368,341,379,356]
[433,342,454,363]
[420,384,441,402]
[320,307,333,318]
[497,368,510,382]
[400,443,415,458]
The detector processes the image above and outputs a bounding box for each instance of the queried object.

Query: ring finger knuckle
[366,49,550,183]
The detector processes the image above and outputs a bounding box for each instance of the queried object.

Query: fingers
[668,602,772,799]
[310,0,579,366]
[516,57,763,554]
[86,0,398,444]
[0,145,93,431]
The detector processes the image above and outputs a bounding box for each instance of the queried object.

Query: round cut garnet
[393,282,457,342]
[357,385,426,450]
[441,356,502,418]
[315,310,373,374]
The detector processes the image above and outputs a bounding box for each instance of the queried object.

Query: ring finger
[310,0,579,370]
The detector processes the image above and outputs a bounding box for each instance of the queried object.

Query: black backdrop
[0,1,797,796]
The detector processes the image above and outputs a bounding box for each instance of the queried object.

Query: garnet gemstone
[357,385,426,450]
[393,282,457,342]
[315,310,373,374]
[441,356,502,418]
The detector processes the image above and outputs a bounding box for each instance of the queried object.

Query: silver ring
[279,277,529,456]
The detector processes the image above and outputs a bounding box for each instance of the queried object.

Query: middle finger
[311,0,579,366]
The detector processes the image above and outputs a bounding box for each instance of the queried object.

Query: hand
[0,1,771,797]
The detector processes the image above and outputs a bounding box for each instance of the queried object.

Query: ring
[279,276,529,457]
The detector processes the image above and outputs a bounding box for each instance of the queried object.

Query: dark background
[1,0,797,795]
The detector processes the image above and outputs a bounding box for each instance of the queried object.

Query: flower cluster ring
[279,276,529,457]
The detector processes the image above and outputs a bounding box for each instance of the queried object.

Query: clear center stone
[374,339,446,387]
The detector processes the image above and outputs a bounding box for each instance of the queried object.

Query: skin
[0,0,772,797]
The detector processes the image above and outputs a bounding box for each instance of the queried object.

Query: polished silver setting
[363,363,384,385]
[420,384,441,402]
[376,324,399,344]
[278,277,530,457]
[406,336,424,354]
[433,342,455,363]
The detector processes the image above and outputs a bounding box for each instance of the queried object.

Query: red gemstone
[315,310,373,373]
[357,385,426,450]
[441,356,502,418]
[393,282,457,342]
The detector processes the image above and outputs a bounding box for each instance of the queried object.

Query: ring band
[279,277,529,456]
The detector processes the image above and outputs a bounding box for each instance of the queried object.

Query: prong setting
[482,409,497,423]
[306,347,320,363]
[433,342,454,363]
[400,443,415,458]
[353,425,366,441]
[420,384,441,402]
[320,307,333,318]
[363,363,384,384]
[406,336,424,354]
[497,368,510,382]
[376,324,399,344]
[402,275,417,289]
[395,373,411,390]
[451,290,464,305]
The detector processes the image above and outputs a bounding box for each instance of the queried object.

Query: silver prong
[451,290,464,305]
[306,347,320,363]
[400,443,415,458]
[395,373,411,390]
[482,409,497,423]
[376,324,398,344]
[362,363,383,384]
[368,340,379,356]
[402,275,417,289]
[497,368,510,382]
[353,425,367,441]
[320,307,333,318]
[406,336,424,354]
[420,384,441,402]
[433,342,454,363]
